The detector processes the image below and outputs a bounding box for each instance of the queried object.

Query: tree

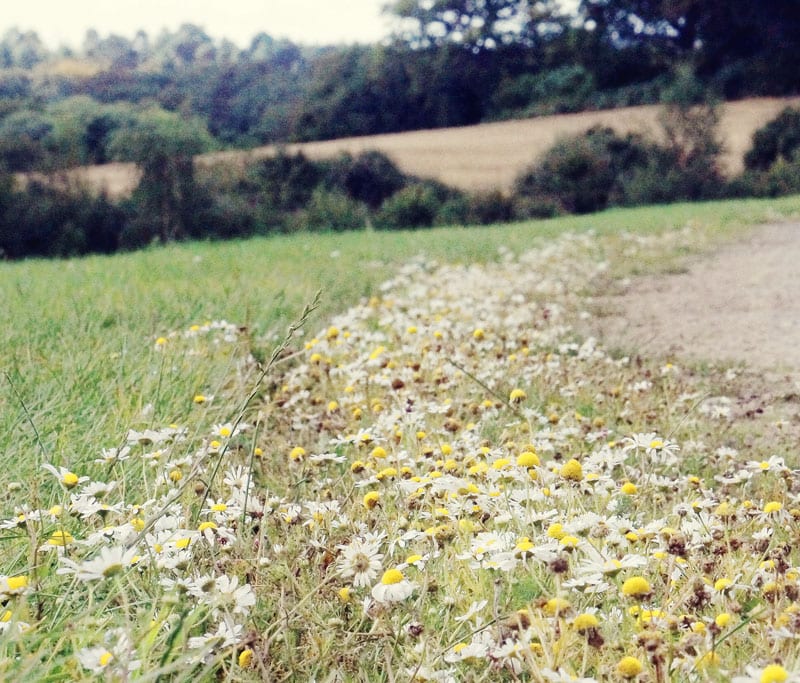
[580,1,800,92]
[385,0,560,50]
[109,109,215,243]
[0,28,48,69]
[342,151,406,209]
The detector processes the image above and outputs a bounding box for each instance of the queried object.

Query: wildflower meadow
[2,197,800,681]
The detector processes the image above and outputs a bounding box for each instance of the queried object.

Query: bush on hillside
[466,190,515,225]
[492,66,596,117]
[514,126,652,214]
[744,107,800,171]
[375,184,442,230]
[0,181,126,258]
[513,107,725,214]
[291,189,368,232]
[433,190,514,226]
[339,151,406,210]
[251,150,323,212]
[729,157,800,198]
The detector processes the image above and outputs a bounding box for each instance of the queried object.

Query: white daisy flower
[371,568,416,603]
[57,545,139,581]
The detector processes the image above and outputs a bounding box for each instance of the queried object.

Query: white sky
[1,0,394,49]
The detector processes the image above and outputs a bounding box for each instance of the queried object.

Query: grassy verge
[0,195,799,680]
[2,195,798,486]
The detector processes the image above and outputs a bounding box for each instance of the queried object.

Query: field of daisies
[2,197,800,682]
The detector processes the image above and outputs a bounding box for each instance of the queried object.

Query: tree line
[5,97,800,260]
[2,0,800,259]
[1,1,799,174]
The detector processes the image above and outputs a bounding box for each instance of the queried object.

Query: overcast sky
[2,0,393,49]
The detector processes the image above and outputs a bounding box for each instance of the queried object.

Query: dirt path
[594,222,800,381]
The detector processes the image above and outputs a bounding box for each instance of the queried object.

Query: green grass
[1,195,800,680]
[3,194,799,487]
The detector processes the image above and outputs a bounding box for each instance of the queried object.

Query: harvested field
[20,96,800,198]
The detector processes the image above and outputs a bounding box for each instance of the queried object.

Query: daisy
[57,545,139,581]
[337,536,384,588]
[42,464,89,489]
[371,568,416,603]
[76,646,115,674]
[732,664,800,683]
[94,446,131,465]
[211,575,256,618]
[187,617,243,650]
[454,599,488,623]
[0,575,28,598]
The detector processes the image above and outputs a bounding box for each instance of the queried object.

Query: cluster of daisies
[0,321,263,678]
[261,232,800,681]
[1,229,798,681]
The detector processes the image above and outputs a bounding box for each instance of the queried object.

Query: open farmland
[38,97,800,199]
[3,197,800,680]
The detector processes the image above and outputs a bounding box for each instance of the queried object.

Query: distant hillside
[24,96,800,198]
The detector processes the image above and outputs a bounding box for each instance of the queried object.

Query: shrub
[511,194,564,220]
[339,151,406,210]
[466,190,514,225]
[493,66,596,117]
[513,127,623,214]
[0,181,126,258]
[744,107,800,171]
[292,189,367,232]
[375,184,442,230]
[434,195,470,225]
[729,157,800,198]
[514,109,725,215]
[201,193,259,240]
[252,150,323,211]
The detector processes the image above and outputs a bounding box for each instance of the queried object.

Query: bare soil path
[595,222,800,378]
[589,221,800,446]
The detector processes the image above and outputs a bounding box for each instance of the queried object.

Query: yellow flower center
[621,576,651,597]
[573,612,599,631]
[559,459,583,481]
[617,656,643,678]
[761,664,789,683]
[48,530,74,546]
[6,575,27,591]
[363,491,381,509]
[714,578,733,592]
[102,563,123,578]
[381,569,405,585]
[715,612,732,628]
[509,388,527,403]
[516,451,540,467]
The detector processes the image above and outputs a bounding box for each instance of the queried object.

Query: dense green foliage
[5,102,800,260]
[2,1,800,259]
[744,108,800,171]
[1,1,799,173]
